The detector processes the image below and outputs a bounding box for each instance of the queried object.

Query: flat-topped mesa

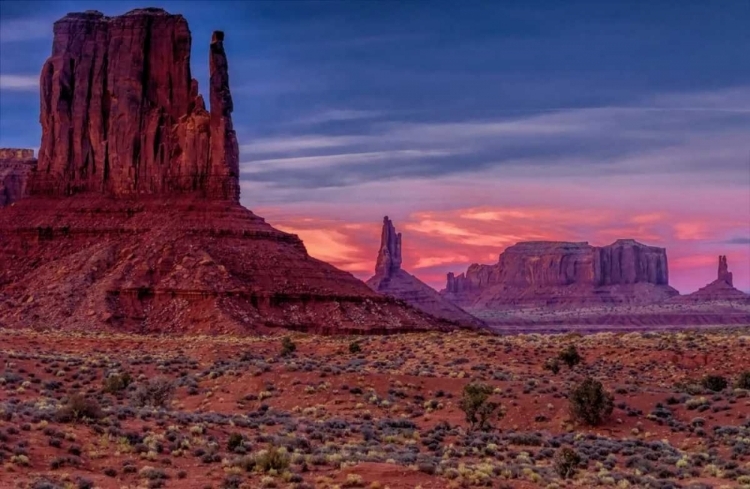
[442,239,676,307]
[30,8,239,200]
[374,216,402,278]
[718,255,733,286]
[0,149,37,206]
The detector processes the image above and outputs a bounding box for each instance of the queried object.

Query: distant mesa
[0,149,37,207]
[442,239,679,308]
[679,255,749,303]
[366,216,484,328]
[0,9,447,334]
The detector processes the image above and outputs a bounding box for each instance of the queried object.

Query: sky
[1,0,749,293]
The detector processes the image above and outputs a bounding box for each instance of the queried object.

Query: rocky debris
[679,255,749,303]
[0,10,450,335]
[31,8,238,200]
[366,217,484,328]
[0,149,37,206]
[442,240,678,308]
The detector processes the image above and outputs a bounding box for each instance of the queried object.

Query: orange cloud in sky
[258,203,749,294]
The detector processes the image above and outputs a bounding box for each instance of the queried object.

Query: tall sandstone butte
[442,239,677,308]
[0,9,446,334]
[366,217,484,327]
[31,9,239,199]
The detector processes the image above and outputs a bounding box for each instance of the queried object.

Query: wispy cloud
[240,135,370,155]
[288,109,385,125]
[0,18,51,43]
[0,74,38,91]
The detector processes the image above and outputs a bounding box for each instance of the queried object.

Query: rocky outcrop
[0,149,37,206]
[367,217,483,327]
[0,10,449,335]
[442,240,678,308]
[680,256,748,303]
[30,9,239,200]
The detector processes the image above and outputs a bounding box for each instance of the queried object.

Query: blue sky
[1,0,749,292]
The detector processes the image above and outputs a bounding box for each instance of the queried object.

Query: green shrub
[544,357,561,374]
[102,372,132,394]
[349,341,362,354]
[736,371,750,389]
[55,394,102,423]
[131,377,175,408]
[568,377,614,426]
[280,337,296,357]
[701,375,728,392]
[227,432,244,451]
[554,447,582,479]
[459,382,501,432]
[253,446,290,472]
[559,344,582,368]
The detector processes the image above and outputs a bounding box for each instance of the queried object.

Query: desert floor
[1,327,749,489]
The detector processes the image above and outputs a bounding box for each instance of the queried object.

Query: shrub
[701,375,728,392]
[55,394,102,423]
[131,377,175,408]
[349,341,362,354]
[736,371,750,389]
[458,382,501,432]
[568,377,614,426]
[559,344,582,368]
[253,446,290,472]
[554,447,582,479]
[103,372,132,394]
[544,357,561,374]
[227,432,243,451]
[280,337,296,357]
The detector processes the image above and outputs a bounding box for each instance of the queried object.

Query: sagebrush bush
[102,372,132,394]
[349,341,362,354]
[559,344,582,368]
[280,337,296,357]
[736,371,750,389]
[701,375,728,392]
[554,446,582,479]
[131,377,175,408]
[459,382,501,432]
[568,377,613,426]
[55,394,102,423]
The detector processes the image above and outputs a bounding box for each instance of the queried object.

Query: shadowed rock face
[443,240,677,308]
[718,255,733,286]
[0,9,447,335]
[31,9,239,200]
[367,217,483,327]
[0,149,37,206]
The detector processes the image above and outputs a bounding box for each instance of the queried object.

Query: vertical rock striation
[442,240,677,307]
[375,216,402,278]
[31,8,239,200]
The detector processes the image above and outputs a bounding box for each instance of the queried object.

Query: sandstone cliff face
[367,217,483,327]
[0,10,447,335]
[31,9,239,200]
[0,149,37,206]
[443,240,677,307]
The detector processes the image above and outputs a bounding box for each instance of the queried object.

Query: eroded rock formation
[680,255,748,303]
[0,149,37,206]
[442,240,678,308]
[31,9,238,200]
[0,9,447,334]
[367,217,483,327]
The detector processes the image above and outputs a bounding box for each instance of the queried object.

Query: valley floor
[1,327,749,488]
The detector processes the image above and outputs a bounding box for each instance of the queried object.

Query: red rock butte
[442,239,679,308]
[680,255,749,303]
[366,217,484,327]
[0,8,448,334]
